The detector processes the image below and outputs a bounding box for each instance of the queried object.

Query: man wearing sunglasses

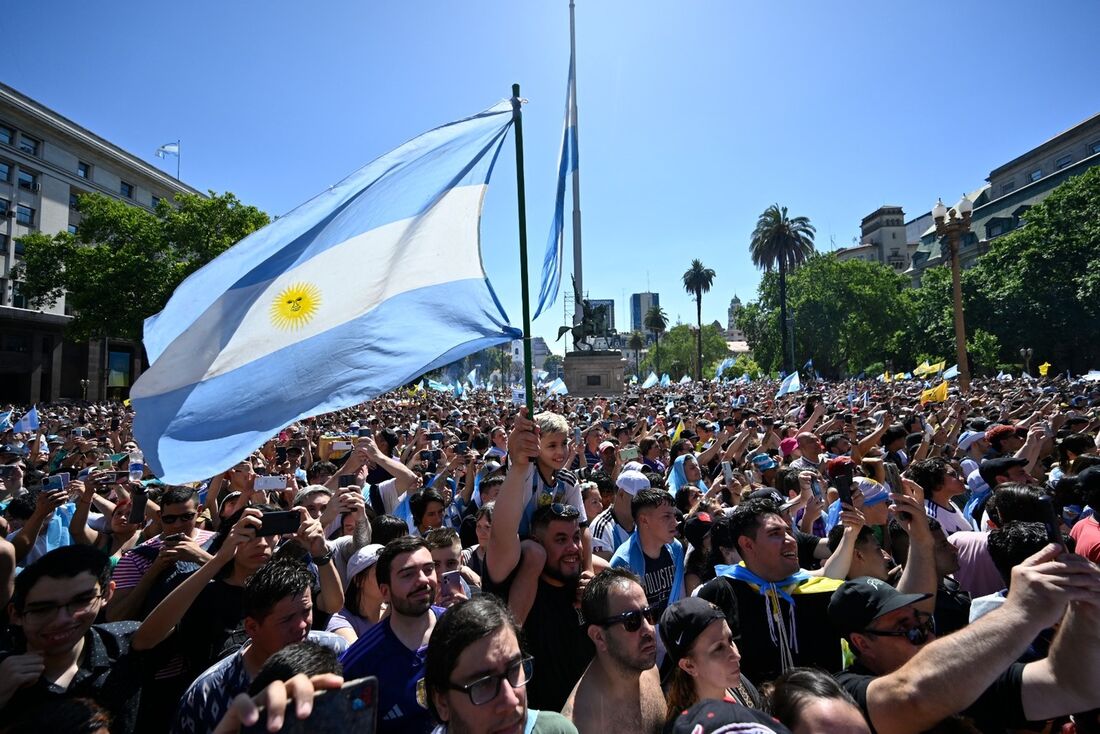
[563,568,665,734]
[424,594,577,734]
[107,486,216,622]
[829,545,1100,734]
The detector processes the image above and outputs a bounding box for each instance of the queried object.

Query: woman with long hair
[327,543,385,643]
[660,597,761,726]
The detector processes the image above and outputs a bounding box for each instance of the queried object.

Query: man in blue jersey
[340,535,444,734]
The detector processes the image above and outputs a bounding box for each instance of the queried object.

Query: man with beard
[485,408,595,712]
[424,594,578,734]
[563,569,665,734]
[340,535,444,734]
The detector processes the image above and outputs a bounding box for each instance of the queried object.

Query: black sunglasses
[547,502,580,520]
[863,611,936,645]
[594,603,659,633]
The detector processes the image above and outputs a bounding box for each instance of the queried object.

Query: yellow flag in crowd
[929,361,946,374]
[920,381,949,404]
[1038,362,1051,376]
[913,361,932,376]
[671,420,685,445]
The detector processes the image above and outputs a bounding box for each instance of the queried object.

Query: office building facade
[0,82,202,403]
[630,291,659,335]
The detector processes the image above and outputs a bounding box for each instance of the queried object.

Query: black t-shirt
[483,569,594,712]
[0,622,143,734]
[793,528,822,570]
[643,545,676,618]
[177,579,246,673]
[836,660,1031,733]
[696,574,842,684]
[934,578,972,636]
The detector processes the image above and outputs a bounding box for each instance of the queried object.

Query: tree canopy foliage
[638,323,729,379]
[737,167,1100,376]
[14,191,269,341]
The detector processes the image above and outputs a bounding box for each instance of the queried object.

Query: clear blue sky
[7,1,1100,354]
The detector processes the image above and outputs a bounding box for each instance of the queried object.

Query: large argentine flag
[133,101,522,483]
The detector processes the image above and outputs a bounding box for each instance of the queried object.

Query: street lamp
[80,378,89,401]
[1020,347,1033,376]
[933,195,974,394]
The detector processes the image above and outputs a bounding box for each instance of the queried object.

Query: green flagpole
[511,83,536,418]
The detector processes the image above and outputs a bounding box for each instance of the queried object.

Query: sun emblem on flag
[270,282,321,331]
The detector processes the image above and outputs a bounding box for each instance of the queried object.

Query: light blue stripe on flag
[776,371,801,398]
[133,101,522,483]
[532,52,578,320]
[12,406,38,433]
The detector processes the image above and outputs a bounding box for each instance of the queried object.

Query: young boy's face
[539,431,568,472]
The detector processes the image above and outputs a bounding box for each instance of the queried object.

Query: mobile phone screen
[254,476,285,491]
[243,677,378,734]
[721,461,734,487]
[338,475,357,488]
[129,488,148,525]
[258,511,302,537]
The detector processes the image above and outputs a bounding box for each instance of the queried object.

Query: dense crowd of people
[1,372,1100,733]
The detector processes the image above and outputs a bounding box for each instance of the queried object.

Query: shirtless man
[562,568,665,734]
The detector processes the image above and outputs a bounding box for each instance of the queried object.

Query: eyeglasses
[21,591,106,624]
[448,657,534,706]
[863,611,936,645]
[594,603,659,633]
[161,511,197,525]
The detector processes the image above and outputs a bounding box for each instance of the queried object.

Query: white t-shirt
[925,498,973,535]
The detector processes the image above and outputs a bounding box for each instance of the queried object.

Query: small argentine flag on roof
[133,101,521,483]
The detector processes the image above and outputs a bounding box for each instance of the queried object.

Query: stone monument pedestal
[563,351,627,397]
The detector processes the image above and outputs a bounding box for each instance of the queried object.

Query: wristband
[311,550,333,566]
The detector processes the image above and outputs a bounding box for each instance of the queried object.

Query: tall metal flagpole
[569,0,584,326]
[511,84,536,418]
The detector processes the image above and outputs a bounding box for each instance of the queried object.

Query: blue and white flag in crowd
[12,406,39,434]
[133,101,522,483]
[678,374,692,385]
[803,358,813,371]
[776,371,801,398]
[942,364,959,380]
[466,367,478,387]
[535,368,550,382]
[660,373,671,387]
[862,391,870,408]
[641,372,658,389]
[715,357,735,380]
[0,410,12,432]
[546,377,569,396]
[532,50,579,320]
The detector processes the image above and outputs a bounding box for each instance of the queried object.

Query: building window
[17,170,37,191]
[1028,169,1042,183]
[69,192,80,209]
[13,238,24,256]
[11,282,27,309]
[120,181,134,198]
[18,135,40,157]
[67,224,78,235]
[1055,154,1073,170]
[1000,181,1015,195]
[0,197,8,214]
[77,161,91,179]
[0,124,12,146]
[1092,141,1100,155]
[0,160,9,182]
[15,204,34,226]
[151,195,161,209]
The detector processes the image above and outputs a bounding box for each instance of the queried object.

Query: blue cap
[752,454,778,471]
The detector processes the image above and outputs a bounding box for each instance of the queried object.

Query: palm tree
[644,305,669,374]
[627,331,646,377]
[749,204,816,373]
[682,259,717,381]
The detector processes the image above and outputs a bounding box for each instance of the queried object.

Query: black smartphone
[358,428,373,438]
[1038,496,1064,547]
[129,487,148,525]
[835,474,854,507]
[243,676,378,734]
[746,419,758,429]
[258,511,302,537]
[428,432,445,442]
[110,417,120,431]
[419,450,433,461]
[455,441,468,454]
[275,446,289,464]
[338,475,357,488]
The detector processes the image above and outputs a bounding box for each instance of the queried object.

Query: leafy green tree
[749,204,816,373]
[682,259,716,381]
[729,354,761,379]
[542,353,564,379]
[965,166,1100,373]
[639,324,728,379]
[644,305,669,373]
[968,329,1002,375]
[14,192,269,341]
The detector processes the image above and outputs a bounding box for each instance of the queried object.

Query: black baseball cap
[828,576,931,639]
[659,597,727,663]
[669,699,793,734]
[683,512,714,551]
[978,456,1029,487]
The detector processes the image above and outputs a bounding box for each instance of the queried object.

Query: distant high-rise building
[588,299,615,336]
[630,291,659,333]
[726,295,745,340]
